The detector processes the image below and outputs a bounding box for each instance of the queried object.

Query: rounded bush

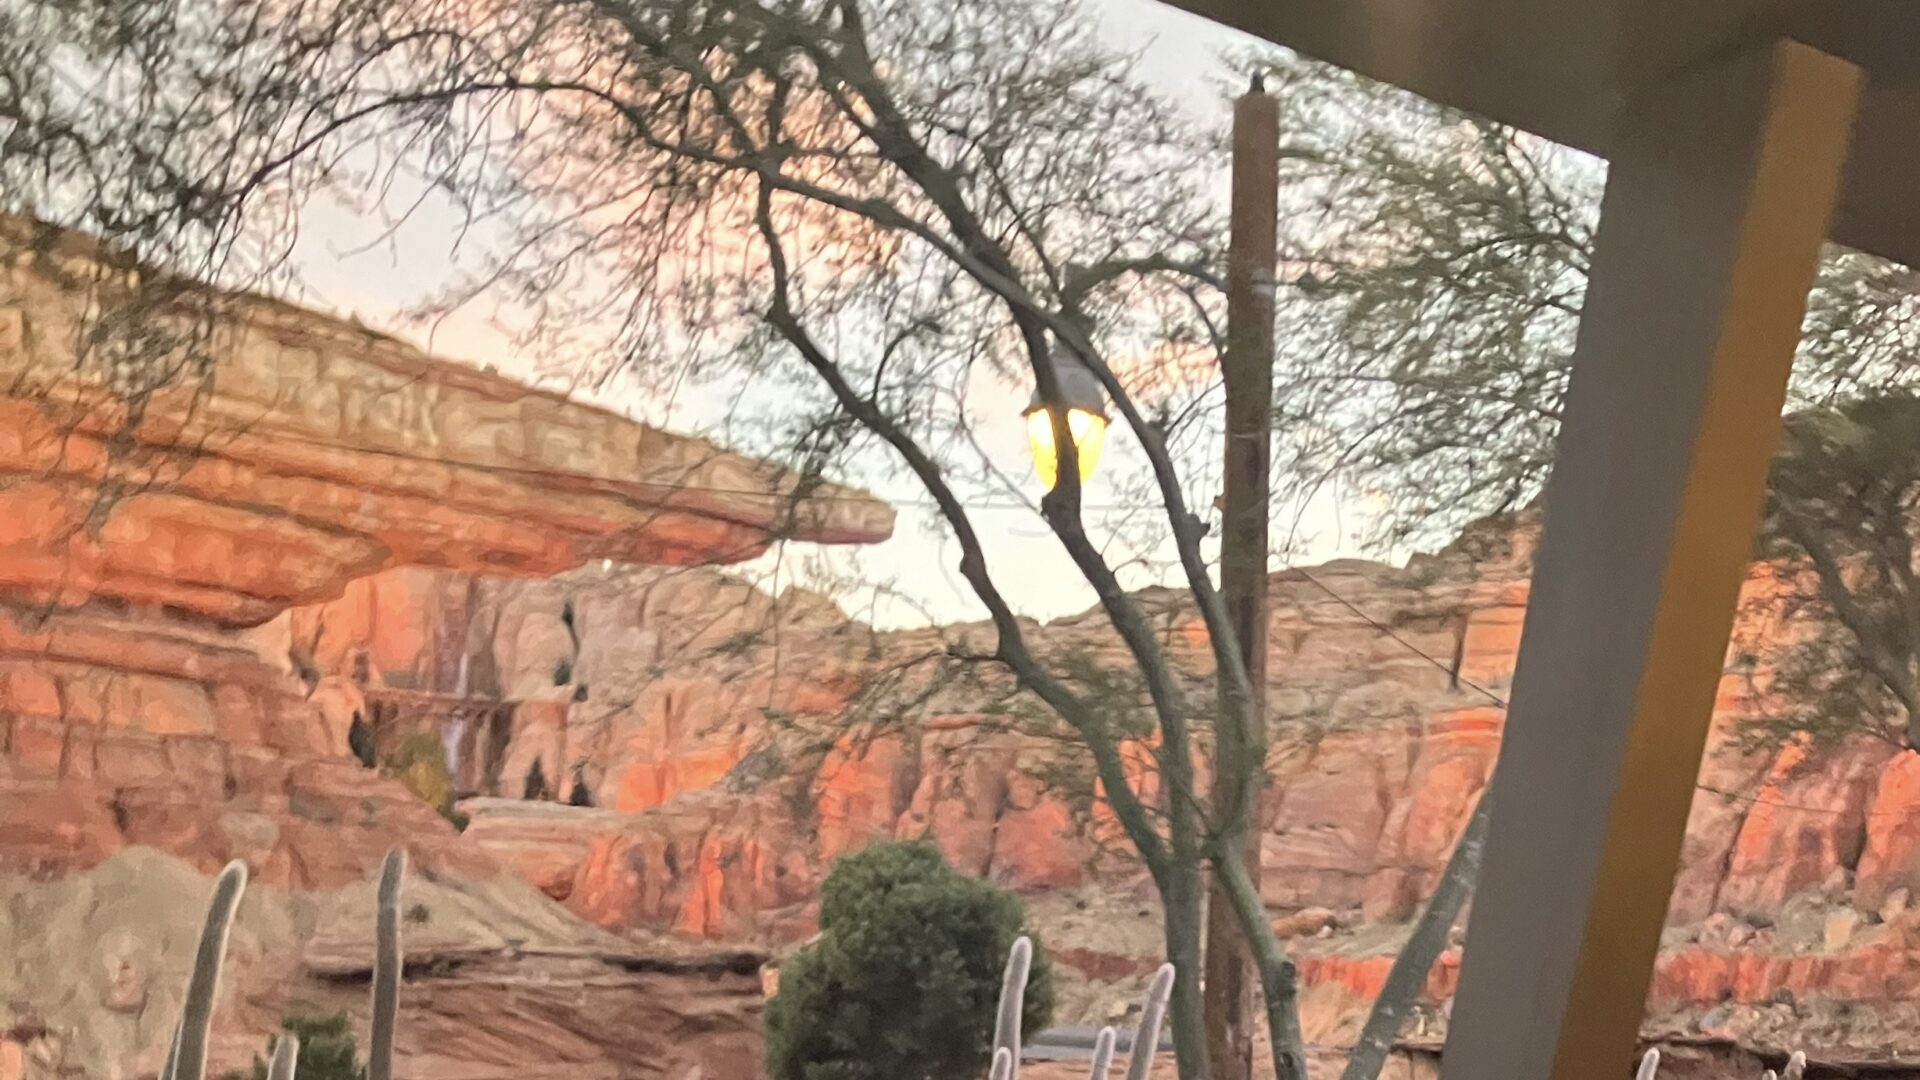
[766,841,1054,1080]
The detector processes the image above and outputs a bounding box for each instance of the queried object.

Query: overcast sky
[280,0,1375,629]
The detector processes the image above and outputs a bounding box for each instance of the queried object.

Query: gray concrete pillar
[1441,38,1862,1080]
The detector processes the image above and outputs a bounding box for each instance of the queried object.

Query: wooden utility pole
[1206,74,1279,1080]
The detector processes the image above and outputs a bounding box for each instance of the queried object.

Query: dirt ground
[1021,1046,1437,1080]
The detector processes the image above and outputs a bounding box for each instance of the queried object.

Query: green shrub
[381,733,459,826]
[766,841,1054,1080]
[224,1012,363,1080]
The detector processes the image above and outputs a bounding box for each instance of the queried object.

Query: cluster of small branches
[1256,50,1920,770]
[1,4,1557,1077]
[1740,397,1920,754]
[1259,52,1920,558]
[0,0,284,414]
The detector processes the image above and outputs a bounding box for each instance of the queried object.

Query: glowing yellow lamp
[1022,346,1110,491]
[1025,406,1108,491]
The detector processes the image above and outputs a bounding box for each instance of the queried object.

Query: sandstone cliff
[0,216,891,1080]
[273,512,1920,1068]
[8,209,1920,1075]
[0,215,891,627]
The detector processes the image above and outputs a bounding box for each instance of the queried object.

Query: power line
[358,415,1889,822]
[1291,568,1910,820]
[638,473,1899,821]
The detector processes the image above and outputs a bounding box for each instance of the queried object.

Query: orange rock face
[0,217,893,1080]
[0,673,494,887]
[267,510,1920,1067]
[1855,751,1920,909]
[0,216,891,630]
[0,216,890,891]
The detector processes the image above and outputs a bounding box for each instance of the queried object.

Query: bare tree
[0,1,1352,1077]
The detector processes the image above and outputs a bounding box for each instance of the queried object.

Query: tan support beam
[1442,39,1861,1080]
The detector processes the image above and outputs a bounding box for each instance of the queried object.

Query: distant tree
[1260,54,1920,557]
[383,733,462,828]
[1254,53,1920,752]
[225,1013,363,1080]
[765,842,1053,1080]
[1749,396,1920,753]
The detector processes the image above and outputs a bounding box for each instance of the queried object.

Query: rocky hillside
[267,510,1920,1068]
[0,848,763,1080]
[10,212,1920,1075]
[0,216,889,1080]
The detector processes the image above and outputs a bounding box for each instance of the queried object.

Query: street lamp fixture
[1023,346,1109,491]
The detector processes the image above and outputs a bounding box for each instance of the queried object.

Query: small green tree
[225,1013,363,1080]
[766,842,1054,1080]
[380,733,464,829]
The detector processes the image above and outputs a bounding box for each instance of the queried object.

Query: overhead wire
[470,456,1895,821]
[1290,568,1906,820]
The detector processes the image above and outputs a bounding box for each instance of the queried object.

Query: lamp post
[1023,344,1110,491]
[1020,77,1278,1080]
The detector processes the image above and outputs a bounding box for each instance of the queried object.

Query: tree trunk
[1203,804,1262,1080]
[1166,869,1213,1080]
[1165,754,1214,1080]
[1339,788,1494,1080]
[1213,851,1308,1080]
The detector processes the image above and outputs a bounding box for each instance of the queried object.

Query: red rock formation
[390,526,1529,943]
[285,508,1920,1065]
[0,217,891,1080]
[1855,751,1920,909]
[0,217,890,627]
[0,213,888,878]
[15,211,1920,1068]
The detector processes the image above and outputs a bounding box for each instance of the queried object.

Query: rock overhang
[0,214,894,627]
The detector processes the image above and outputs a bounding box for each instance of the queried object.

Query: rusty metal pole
[1205,74,1279,1080]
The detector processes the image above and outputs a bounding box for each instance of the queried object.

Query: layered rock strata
[286,513,1920,1067]
[0,216,890,1080]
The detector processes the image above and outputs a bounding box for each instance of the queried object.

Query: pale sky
[280,0,1376,629]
